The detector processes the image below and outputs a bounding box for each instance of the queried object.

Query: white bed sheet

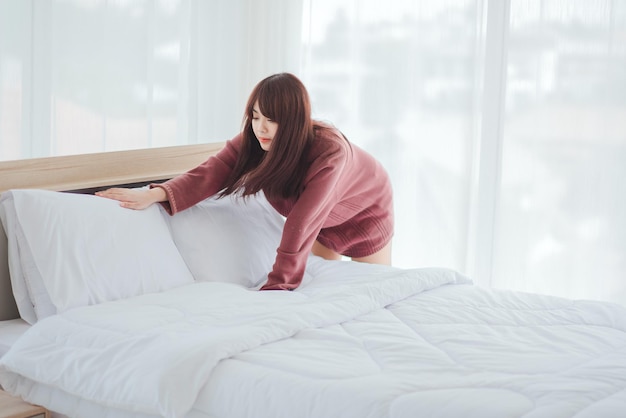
[1,258,626,418]
[0,319,29,358]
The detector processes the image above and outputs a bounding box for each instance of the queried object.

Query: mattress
[1,259,626,418]
[0,319,29,358]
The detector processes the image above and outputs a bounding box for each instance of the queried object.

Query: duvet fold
[0,260,469,418]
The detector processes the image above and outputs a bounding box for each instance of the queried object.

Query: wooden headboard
[0,142,225,321]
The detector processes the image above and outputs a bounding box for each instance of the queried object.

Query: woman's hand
[95,187,166,210]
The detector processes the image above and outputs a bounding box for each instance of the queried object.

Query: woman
[97,73,393,290]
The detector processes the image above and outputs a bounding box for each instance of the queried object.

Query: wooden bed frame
[0,142,225,321]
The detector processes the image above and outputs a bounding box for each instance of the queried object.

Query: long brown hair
[220,73,314,199]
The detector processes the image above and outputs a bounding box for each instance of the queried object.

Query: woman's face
[251,101,278,151]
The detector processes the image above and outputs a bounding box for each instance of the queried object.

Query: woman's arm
[261,141,349,290]
[97,134,242,213]
[153,135,242,215]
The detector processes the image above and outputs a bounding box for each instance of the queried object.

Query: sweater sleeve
[152,134,242,215]
[260,141,349,291]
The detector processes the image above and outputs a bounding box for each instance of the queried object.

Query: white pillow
[0,189,195,322]
[165,192,284,288]
[0,199,38,324]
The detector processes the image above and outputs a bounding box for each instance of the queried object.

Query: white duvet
[1,258,626,418]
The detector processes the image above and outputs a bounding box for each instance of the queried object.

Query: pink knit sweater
[154,126,393,290]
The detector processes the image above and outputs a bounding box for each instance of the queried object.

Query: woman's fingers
[95,188,151,210]
[95,188,129,199]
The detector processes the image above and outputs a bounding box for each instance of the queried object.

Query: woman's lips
[258,137,271,143]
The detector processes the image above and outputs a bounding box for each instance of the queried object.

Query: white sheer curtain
[0,0,302,160]
[494,0,626,303]
[301,0,481,273]
[1,0,624,305]
[301,0,626,305]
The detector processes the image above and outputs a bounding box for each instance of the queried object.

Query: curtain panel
[0,0,302,159]
[300,0,626,305]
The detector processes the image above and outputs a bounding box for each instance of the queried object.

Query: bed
[0,144,625,418]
